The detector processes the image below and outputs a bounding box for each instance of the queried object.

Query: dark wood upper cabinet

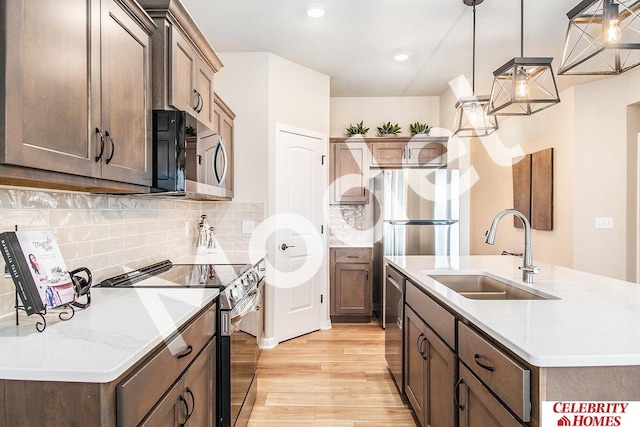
[0,0,155,192]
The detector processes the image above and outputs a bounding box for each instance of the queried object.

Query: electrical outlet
[242,220,255,234]
[595,217,613,229]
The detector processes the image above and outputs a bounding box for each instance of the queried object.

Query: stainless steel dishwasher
[384,265,406,393]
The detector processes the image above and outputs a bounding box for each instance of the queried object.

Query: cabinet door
[140,378,185,427]
[170,28,198,115]
[404,306,427,427]
[196,62,216,130]
[333,262,371,316]
[457,364,523,427]
[330,142,368,204]
[183,340,216,427]
[100,0,152,185]
[370,142,406,168]
[406,139,447,167]
[424,324,456,427]
[2,0,101,178]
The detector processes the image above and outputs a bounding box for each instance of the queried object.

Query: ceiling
[181,0,601,97]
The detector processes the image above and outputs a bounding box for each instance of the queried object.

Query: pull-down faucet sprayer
[485,209,540,283]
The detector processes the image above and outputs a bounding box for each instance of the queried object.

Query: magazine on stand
[0,230,76,315]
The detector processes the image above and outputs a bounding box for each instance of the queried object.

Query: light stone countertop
[386,255,640,367]
[0,287,218,383]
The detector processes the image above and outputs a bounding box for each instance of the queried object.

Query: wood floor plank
[248,321,416,426]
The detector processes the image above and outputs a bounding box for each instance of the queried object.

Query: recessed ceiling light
[305,3,326,18]
[394,52,410,62]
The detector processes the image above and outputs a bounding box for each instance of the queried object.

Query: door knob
[280,243,295,251]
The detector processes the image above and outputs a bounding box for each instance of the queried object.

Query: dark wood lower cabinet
[404,305,455,427]
[141,340,216,427]
[330,247,372,322]
[457,364,524,427]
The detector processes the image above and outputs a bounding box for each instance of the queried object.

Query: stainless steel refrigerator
[373,169,460,327]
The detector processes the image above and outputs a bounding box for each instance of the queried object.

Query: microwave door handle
[212,137,228,185]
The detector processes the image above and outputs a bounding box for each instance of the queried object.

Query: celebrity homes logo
[541,401,640,427]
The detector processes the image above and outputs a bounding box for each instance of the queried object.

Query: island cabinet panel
[0,0,154,192]
[404,306,456,427]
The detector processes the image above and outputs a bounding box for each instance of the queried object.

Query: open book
[0,230,76,315]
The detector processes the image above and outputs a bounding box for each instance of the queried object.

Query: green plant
[345,121,369,136]
[409,122,431,135]
[377,121,401,136]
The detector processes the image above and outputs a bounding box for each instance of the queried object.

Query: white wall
[330,96,439,137]
[214,52,330,346]
[214,53,270,203]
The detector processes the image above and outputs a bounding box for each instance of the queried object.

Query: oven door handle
[230,290,260,329]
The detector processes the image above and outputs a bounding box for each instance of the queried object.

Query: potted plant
[377,121,401,137]
[410,122,431,136]
[345,121,369,136]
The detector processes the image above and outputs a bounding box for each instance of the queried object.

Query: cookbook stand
[14,291,75,333]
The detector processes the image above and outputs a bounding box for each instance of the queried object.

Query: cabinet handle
[178,394,189,426]
[474,354,495,372]
[193,89,201,112]
[416,332,427,360]
[95,128,105,162]
[197,92,204,113]
[347,255,358,259]
[365,271,369,281]
[185,387,195,421]
[105,131,115,164]
[454,378,465,410]
[408,148,411,159]
[176,344,193,359]
[402,148,406,159]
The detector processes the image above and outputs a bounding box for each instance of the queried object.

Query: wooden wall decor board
[531,148,553,230]
[512,154,532,229]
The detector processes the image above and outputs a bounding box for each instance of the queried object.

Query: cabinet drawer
[405,280,456,350]
[458,322,530,422]
[117,304,216,426]
[333,247,371,263]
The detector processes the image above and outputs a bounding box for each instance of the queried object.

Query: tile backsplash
[328,204,373,246]
[0,186,264,317]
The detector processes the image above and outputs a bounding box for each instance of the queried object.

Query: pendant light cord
[520,0,524,57]
[472,1,476,93]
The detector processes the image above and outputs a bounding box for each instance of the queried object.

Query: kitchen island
[0,287,218,425]
[386,255,640,427]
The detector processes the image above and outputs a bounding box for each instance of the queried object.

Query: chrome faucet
[485,209,540,283]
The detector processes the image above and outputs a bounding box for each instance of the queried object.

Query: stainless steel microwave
[151,110,232,200]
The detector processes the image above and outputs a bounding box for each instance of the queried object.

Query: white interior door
[273,125,327,343]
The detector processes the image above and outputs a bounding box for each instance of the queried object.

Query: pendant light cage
[488,0,560,116]
[453,96,500,137]
[489,57,561,115]
[453,0,499,137]
[559,0,640,75]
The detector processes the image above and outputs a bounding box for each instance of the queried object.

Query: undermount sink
[428,274,552,300]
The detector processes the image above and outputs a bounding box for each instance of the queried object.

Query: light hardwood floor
[248,322,417,427]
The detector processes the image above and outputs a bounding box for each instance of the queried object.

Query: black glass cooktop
[97,260,251,289]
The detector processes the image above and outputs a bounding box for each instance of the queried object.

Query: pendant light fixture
[488,0,560,116]
[452,0,499,138]
[558,0,640,75]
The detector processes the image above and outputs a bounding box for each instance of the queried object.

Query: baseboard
[321,319,332,330]
[260,336,278,349]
